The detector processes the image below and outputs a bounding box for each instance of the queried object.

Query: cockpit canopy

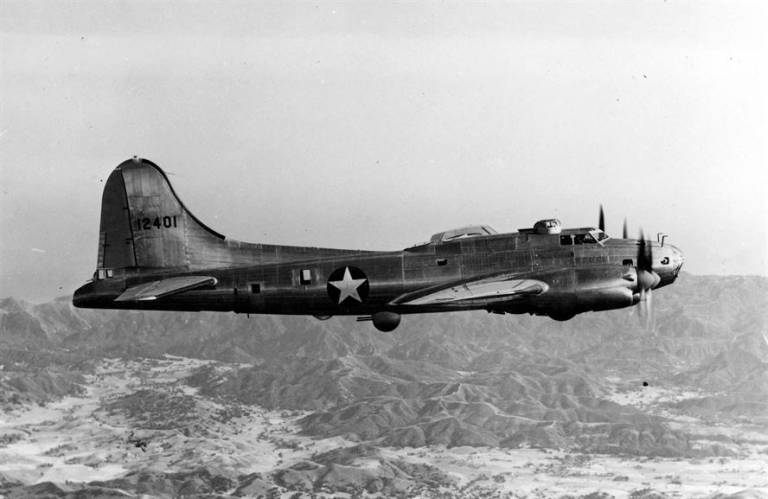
[430,225,498,243]
[519,219,610,245]
[406,220,609,251]
[559,228,610,245]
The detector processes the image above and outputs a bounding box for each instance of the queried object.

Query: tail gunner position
[74,158,684,331]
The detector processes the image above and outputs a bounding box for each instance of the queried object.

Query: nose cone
[670,244,685,273]
[655,244,684,288]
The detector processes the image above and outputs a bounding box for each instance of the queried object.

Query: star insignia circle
[327,266,370,306]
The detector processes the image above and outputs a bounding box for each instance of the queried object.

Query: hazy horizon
[2,1,766,302]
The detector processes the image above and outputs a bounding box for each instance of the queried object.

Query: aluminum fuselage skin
[73,231,683,319]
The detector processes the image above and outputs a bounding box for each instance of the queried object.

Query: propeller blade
[622,218,628,239]
[637,288,655,331]
[633,232,658,331]
[599,205,605,232]
[637,229,653,272]
[647,288,655,331]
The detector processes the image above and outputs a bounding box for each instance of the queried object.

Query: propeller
[598,206,659,330]
[635,228,659,331]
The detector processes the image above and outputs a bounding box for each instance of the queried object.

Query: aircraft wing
[391,274,548,307]
[115,276,218,302]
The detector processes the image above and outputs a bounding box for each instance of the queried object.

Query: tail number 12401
[135,216,178,231]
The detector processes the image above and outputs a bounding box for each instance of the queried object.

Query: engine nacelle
[541,287,635,321]
[578,287,634,312]
[372,311,401,332]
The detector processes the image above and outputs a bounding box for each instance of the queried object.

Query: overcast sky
[1,1,766,302]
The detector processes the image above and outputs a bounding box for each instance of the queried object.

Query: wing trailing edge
[115,276,218,302]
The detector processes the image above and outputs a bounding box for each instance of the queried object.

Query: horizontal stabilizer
[115,276,217,302]
[394,277,547,307]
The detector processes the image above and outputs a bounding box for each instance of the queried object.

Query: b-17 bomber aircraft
[73,158,684,332]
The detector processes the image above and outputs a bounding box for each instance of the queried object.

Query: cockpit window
[592,230,609,242]
[574,233,596,244]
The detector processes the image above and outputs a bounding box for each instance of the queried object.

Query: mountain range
[0,273,766,497]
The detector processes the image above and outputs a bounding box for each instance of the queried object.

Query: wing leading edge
[115,276,218,302]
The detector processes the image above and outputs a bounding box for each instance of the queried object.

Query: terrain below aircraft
[73,158,684,332]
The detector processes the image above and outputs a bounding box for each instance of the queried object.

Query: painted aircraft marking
[327,266,369,305]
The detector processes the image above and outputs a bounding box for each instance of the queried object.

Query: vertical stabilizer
[97,157,226,271]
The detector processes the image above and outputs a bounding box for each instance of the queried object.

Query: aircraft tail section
[97,157,226,271]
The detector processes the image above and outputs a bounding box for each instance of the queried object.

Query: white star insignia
[328,267,368,304]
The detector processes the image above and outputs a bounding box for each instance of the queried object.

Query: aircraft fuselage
[74,229,683,319]
[72,158,684,331]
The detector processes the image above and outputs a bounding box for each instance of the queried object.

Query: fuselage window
[250,283,261,293]
[300,269,312,285]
